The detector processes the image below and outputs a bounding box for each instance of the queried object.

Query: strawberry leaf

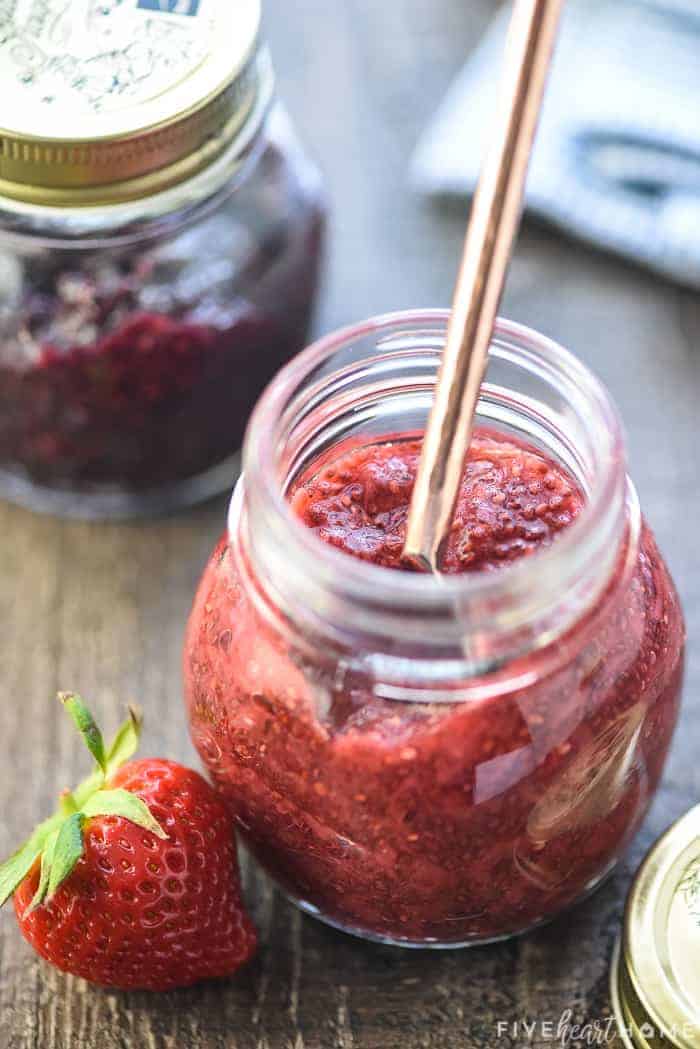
[47,813,85,900]
[105,706,142,777]
[72,769,106,811]
[1,696,156,912]
[25,829,59,915]
[59,693,106,775]
[0,814,61,908]
[82,789,167,839]
[59,791,78,817]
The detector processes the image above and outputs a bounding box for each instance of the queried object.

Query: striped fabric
[412,0,700,288]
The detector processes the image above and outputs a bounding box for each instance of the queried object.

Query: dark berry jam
[0,207,323,503]
[184,430,684,944]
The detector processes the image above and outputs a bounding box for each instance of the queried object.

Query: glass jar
[184,311,685,947]
[0,0,325,518]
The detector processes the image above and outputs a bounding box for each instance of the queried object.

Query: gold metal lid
[0,0,268,206]
[611,805,700,1049]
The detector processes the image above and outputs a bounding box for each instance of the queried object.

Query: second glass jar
[184,312,685,947]
[0,1,325,518]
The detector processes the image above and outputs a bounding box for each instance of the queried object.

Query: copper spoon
[403,0,564,573]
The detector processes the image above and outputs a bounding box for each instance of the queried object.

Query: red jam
[184,430,684,944]
[290,433,583,572]
[0,212,323,496]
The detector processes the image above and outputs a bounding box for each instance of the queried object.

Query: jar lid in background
[0,0,272,206]
[611,805,700,1048]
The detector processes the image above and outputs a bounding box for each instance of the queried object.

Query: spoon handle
[403,0,564,573]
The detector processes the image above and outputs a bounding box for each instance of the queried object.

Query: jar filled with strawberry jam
[0,0,325,517]
[184,311,685,947]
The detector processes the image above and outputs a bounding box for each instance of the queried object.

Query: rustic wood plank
[1,0,697,1046]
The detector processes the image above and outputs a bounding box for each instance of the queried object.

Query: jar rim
[0,82,273,243]
[237,309,631,674]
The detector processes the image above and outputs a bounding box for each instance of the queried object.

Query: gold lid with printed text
[611,805,700,1049]
[0,0,271,206]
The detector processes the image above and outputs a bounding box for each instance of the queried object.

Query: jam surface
[291,432,583,572]
[184,432,684,944]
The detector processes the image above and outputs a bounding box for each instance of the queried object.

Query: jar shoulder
[184,519,685,727]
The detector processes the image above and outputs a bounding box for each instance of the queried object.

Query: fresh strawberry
[0,694,257,990]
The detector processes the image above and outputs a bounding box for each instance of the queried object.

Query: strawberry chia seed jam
[290,434,583,572]
[184,427,684,945]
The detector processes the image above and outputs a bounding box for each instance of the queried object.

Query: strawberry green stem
[0,694,165,910]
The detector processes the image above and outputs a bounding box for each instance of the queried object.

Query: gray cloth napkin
[412,0,700,288]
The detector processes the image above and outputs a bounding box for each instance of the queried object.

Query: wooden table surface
[1,2,698,1046]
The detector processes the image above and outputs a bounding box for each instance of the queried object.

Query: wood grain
[1,1,698,1046]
